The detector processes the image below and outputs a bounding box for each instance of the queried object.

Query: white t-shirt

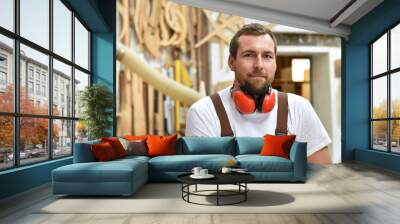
[185,87,331,156]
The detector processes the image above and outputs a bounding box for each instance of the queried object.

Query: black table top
[177,172,255,185]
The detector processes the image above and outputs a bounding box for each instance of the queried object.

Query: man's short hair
[229,23,277,58]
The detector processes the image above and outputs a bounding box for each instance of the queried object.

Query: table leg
[217,184,219,206]
[245,183,247,201]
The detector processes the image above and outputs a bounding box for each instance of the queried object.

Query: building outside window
[0,0,91,171]
[371,23,400,154]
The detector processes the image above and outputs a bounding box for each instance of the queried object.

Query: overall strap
[275,91,288,136]
[210,93,234,136]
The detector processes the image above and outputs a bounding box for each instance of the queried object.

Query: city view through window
[371,23,400,154]
[0,0,90,170]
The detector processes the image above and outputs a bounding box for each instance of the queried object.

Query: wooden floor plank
[1,162,400,224]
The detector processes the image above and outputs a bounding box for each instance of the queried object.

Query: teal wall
[343,0,400,171]
[0,0,116,200]
[92,31,116,135]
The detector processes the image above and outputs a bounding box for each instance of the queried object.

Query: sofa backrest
[73,139,100,163]
[178,136,236,155]
[235,137,263,155]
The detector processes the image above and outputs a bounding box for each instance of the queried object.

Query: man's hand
[308,146,331,164]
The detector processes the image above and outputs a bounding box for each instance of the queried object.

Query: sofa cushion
[148,154,235,172]
[236,155,293,172]
[260,134,296,159]
[179,137,235,155]
[119,138,147,156]
[101,137,127,158]
[235,137,263,155]
[147,134,178,156]
[91,142,118,161]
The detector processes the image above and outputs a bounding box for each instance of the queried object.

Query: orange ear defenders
[231,85,275,114]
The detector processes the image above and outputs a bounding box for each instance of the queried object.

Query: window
[28,81,34,94]
[0,0,14,32]
[28,67,34,80]
[0,54,7,86]
[42,85,46,97]
[371,23,400,154]
[20,0,49,49]
[0,71,6,85]
[0,34,14,113]
[36,83,40,95]
[0,0,91,170]
[35,70,40,81]
[75,17,89,70]
[0,54,7,67]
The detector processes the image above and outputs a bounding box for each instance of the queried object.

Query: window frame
[0,0,92,171]
[370,20,400,154]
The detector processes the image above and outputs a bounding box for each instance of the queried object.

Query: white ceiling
[170,0,384,38]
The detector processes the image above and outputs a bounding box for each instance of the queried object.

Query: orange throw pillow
[91,142,117,161]
[146,134,177,157]
[259,134,296,159]
[101,137,127,158]
[124,135,148,141]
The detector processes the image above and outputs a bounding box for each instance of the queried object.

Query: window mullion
[71,11,76,154]
[388,30,391,152]
[48,0,53,160]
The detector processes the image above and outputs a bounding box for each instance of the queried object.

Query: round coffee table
[177,172,255,206]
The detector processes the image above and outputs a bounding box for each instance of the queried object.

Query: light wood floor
[1,162,400,224]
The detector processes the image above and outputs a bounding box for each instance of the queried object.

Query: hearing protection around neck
[231,86,276,114]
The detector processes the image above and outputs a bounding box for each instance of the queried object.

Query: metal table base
[181,183,249,206]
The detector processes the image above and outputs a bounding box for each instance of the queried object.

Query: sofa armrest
[73,140,100,163]
[289,141,307,181]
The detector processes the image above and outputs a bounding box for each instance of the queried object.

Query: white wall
[279,46,342,163]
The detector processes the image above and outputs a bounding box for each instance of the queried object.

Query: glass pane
[0,116,13,170]
[0,0,14,31]
[372,121,387,151]
[391,72,400,118]
[372,33,387,76]
[74,69,89,118]
[20,0,49,49]
[391,24,400,70]
[74,18,89,70]
[20,44,49,115]
[75,120,88,143]
[0,34,14,112]
[372,77,387,119]
[391,120,400,153]
[20,117,49,165]
[53,59,72,117]
[53,119,72,158]
[53,0,72,60]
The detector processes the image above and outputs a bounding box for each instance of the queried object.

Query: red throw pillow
[124,135,148,141]
[146,134,177,157]
[91,142,117,161]
[101,137,127,158]
[259,134,296,159]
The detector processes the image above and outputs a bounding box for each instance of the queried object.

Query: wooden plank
[156,91,165,135]
[147,85,154,134]
[133,74,147,135]
[174,60,181,136]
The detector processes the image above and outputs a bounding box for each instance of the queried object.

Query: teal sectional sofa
[52,136,307,196]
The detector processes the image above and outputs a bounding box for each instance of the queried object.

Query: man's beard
[240,80,271,96]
